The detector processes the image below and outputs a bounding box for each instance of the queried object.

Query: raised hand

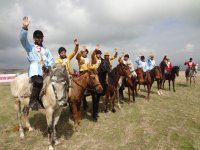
[96,44,100,50]
[114,48,118,52]
[22,16,30,28]
[74,38,79,45]
[82,46,86,52]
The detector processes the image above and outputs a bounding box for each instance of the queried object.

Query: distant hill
[0,69,26,74]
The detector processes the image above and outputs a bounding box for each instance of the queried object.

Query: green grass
[0,72,200,150]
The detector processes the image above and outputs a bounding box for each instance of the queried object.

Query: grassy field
[0,72,200,150]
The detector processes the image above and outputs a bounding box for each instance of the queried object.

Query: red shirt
[184,61,195,68]
[165,61,172,71]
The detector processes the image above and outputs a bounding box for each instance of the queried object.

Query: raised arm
[20,16,32,52]
[110,48,118,60]
[68,39,79,60]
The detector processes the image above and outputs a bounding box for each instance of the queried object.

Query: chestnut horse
[104,63,132,113]
[135,68,152,100]
[149,66,163,95]
[68,68,103,131]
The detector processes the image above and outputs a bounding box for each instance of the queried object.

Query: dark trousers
[30,75,43,104]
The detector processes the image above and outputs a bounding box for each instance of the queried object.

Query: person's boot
[29,87,40,111]
[119,86,124,99]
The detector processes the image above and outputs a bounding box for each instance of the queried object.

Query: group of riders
[20,16,198,115]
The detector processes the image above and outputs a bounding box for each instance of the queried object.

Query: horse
[185,65,197,85]
[104,63,132,113]
[149,66,163,95]
[68,67,103,130]
[161,66,180,92]
[135,68,152,100]
[10,64,69,150]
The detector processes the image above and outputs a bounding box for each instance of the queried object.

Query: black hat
[190,58,193,60]
[58,47,66,53]
[124,54,129,58]
[33,30,44,38]
[141,56,145,60]
[96,50,102,55]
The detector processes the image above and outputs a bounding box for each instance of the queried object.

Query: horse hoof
[48,145,54,150]
[28,127,34,132]
[157,91,161,96]
[19,133,25,139]
[111,109,116,113]
[55,140,61,146]
[104,109,108,113]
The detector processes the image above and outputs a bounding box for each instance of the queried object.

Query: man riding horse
[184,58,197,77]
[20,16,54,110]
[55,39,79,76]
[118,53,137,98]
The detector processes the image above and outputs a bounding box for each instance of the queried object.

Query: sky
[0,0,200,69]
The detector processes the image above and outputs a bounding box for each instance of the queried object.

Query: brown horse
[104,63,132,113]
[126,77,137,103]
[149,66,163,95]
[161,66,180,92]
[68,68,103,131]
[135,68,152,100]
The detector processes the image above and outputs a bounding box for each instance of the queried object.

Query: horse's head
[153,66,162,80]
[87,67,103,94]
[116,63,132,78]
[49,63,69,106]
[98,59,111,73]
[135,68,144,83]
[172,66,180,77]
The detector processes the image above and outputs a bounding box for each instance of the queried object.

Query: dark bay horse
[135,68,152,100]
[161,66,180,92]
[104,63,132,113]
[68,68,103,131]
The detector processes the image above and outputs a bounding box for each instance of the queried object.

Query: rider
[135,54,149,73]
[91,44,103,69]
[55,39,79,75]
[118,53,137,98]
[184,58,196,77]
[104,48,118,68]
[163,55,173,78]
[147,52,156,70]
[20,16,54,110]
[76,46,90,73]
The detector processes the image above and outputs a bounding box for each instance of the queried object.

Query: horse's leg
[131,85,135,102]
[45,107,55,150]
[92,94,100,122]
[104,91,109,113]
[77,101,82,126]
[156,81,160,95]
[147,84,150,101]
[159,80,163,95]
[138,84,140,92]
[111,91,117,113]
[116,86,121,109]
[71,102,79,131]
[168,80,171,91]
[15,100,25,139]
[128,87,131,104]
[173,79,176,92]
[23,106,33,131]
[190,77,192,85]
[52,107,63,146]
[162,80,165,89]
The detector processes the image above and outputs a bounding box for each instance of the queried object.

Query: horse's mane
[171,66,180,74]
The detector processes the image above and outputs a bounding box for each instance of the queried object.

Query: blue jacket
[135,56,149,72]
[147,57,156,70]
[20,28,54,77]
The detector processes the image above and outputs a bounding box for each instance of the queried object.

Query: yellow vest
[55,45,78,74]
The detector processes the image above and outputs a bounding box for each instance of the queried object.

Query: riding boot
[119,85,124,99]
[92,94,100,122]
[82,96,88,110]
[29,86,40,110]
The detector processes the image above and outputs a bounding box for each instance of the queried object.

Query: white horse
[10,64,69,150]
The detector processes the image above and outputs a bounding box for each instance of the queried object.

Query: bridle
[50,69,69,105]
[72,71,101,92]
